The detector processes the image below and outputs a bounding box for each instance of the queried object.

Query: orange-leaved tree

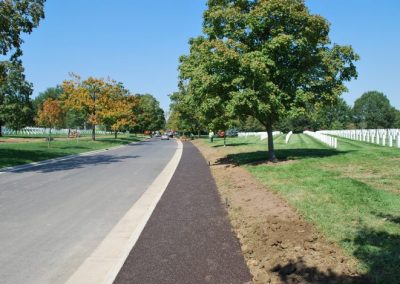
[62,74,110,141]
[36,98,65,147]
[98,82,138,138]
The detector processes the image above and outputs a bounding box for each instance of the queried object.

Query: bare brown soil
[0,138,43,143]
[193,140,367,284]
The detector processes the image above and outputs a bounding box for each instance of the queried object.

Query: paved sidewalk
[115,142,251,284]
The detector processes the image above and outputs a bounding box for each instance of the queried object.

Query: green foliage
[179,0,359,160]
[0,0,45,134]
[0,0,46,58]
[64,108,86,129]
[395,110,400,128]
[32,86,63,113]
[318,98,353,129]
[133,94,165,132]
[353,91,397,129]
[277,98,353,132]
[168,91,205,132]
[238,116,264,132]
[0,60,33,131]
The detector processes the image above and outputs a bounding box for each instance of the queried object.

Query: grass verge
[206,134,400,283]
[0,134,146,169]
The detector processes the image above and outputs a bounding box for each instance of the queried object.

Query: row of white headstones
[319,129,400,148]
[238,131,282,140]
[304,131,338,149]
[0,126,109,136]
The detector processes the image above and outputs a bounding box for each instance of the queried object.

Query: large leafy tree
[62,74,112,141]
[98,83,138,138]
[0,0,46,59]
[179,0,358,161]
[0,0,45,135]
[168,90,205,135]
[0,60,33,134]
[352,91,397,129]
[133,94,165,133]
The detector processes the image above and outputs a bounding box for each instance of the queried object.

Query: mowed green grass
[0,135,146,169]
[208,134,400,283]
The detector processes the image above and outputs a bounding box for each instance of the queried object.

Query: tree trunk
[0,121,2,137]
[114,131,117,139]
[266,124,277,162]
[198,130,200,138]
[223,131,227,147]
[48,128,51,148]
[92,124,96,141]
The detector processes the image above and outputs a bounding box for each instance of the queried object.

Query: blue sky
[21,0,400,111]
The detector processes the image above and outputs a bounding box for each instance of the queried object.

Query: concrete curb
[66,139,183,284]
[0,139,149,175]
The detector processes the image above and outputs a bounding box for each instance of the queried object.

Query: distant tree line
[33,77,165,140]
[276,91,400,133]
[169,90,400,135]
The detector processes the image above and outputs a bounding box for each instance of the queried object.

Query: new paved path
[115,142,251,284]
[0,138,177,283]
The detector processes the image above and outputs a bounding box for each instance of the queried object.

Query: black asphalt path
[115,141,251,284]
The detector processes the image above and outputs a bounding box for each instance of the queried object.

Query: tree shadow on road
[10,154,140,174]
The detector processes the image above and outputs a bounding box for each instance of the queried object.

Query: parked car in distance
[161,134,170,140]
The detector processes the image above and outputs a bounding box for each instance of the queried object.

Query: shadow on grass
[342,226,400,283]
[373,213,400,225]
[272,258,370,284]
[0,149,69,169]
[96,137,142,145]
[211,142,256,148]
[217,148,349,165]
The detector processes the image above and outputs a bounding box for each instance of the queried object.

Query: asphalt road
[0,138,177,284]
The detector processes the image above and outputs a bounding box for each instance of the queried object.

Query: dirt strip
[114,141,252,284]
[193,140,369,284]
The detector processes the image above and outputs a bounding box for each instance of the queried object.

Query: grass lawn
[207,134,400,283]
[0,134,146,169]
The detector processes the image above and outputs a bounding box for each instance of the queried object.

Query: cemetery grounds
[194,134,400,283]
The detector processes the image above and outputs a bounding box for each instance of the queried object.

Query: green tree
[179,0,358,161]
[238,116,264,132]
[318,98,352,130]
[133,94,165,133]
[0,60,33,134]
[168,90,206,136]
[0,0,45,135]
[33,86,64,113]
[395,110,400,128]
[352,91,397,129]
[0,0,46,59]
